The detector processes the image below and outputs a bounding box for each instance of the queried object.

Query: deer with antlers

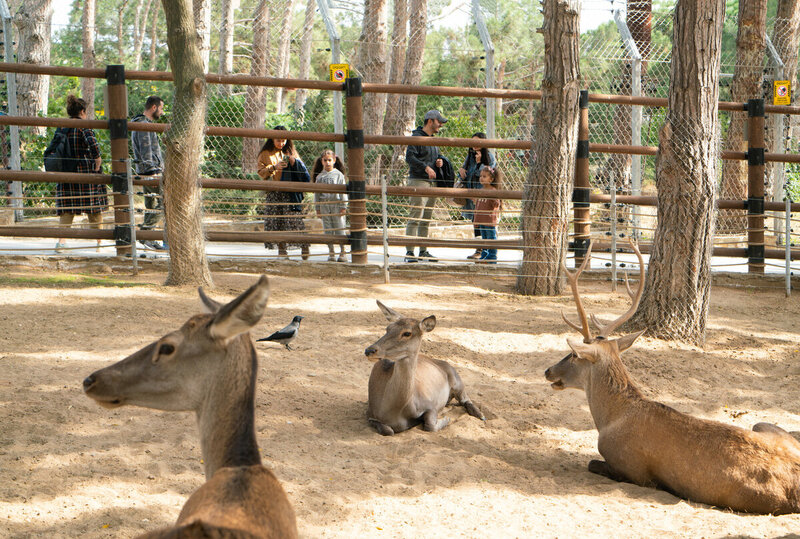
[83,276,298,537]
[545,242,800,514]
[364,300,485,435]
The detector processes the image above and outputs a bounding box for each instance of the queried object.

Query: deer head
[364,300,436,362]
[83,276,270,411]
[546,241,647,390]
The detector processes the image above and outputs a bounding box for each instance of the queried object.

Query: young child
[473,166,503,263]
[311,149,348,262]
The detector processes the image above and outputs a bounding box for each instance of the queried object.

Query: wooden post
[344,77,367,264]
[106,65,132,257]
[746,98,765,275]
[572,89,591,267]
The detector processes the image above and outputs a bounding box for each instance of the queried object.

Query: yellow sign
[329,63,349,83]
[774,80,791,106]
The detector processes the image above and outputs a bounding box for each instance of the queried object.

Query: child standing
[311,149,348,262]
[473,166,503,263]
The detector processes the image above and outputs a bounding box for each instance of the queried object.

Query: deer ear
[566,337,599,363]
[198,287,222,313]
[376,300,402,322]
[419,315,436,333]
[616,328,647,353]
[209,276,270,341]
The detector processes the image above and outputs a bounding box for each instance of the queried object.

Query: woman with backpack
[54,95,106,252]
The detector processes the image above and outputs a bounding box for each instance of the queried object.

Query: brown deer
[364,300,485,435]
[545,243,800,514]
[83,276,298,537]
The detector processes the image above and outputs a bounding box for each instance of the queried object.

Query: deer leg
[447,367,485,421]
[421,410,450,432]
[368,419,395,436]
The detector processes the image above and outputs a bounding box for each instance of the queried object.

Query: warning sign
[773,80,791,106]
[329,63,349,83]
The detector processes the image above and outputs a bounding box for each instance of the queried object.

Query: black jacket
[405,126,441,180]
[434,156,455,188]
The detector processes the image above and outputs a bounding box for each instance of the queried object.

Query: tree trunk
[193,0,211,72]
[516,0,581,296]
[628,0,724,344]
[382,0,407,136]
[358,0,388,136]
[218,0,235,95]
[132,0,153,70]
[294,0,316,121]
[387,0,426,174]
[149,2,161,70]
[276,0,294,113]
[242,0,270,175]
[81,0,96,119]
[13,0,53,136]
[160,0,213,287]
[718,0,767,234]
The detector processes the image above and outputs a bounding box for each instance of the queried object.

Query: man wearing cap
[404,109,447,263]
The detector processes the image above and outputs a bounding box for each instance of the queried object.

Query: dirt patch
[1,267,799,538]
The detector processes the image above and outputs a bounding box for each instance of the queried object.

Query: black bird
[257,315,304,350]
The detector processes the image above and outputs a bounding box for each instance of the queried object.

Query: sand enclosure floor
[1,267,800,538]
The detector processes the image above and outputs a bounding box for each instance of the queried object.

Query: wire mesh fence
[0,1,798,288]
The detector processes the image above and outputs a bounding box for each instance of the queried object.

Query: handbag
[451,179,467,207]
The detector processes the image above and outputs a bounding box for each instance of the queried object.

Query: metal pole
[316,0,344,158]
[0,2,21,222]
[765,35,786,243]
[785,196,791,297]
[472,0,495,139]
[381,173,389,283]
[610,176,617,291]
[615,9,642,241]
[126,160,138,273]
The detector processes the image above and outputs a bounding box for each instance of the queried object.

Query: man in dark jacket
[131,96,166,250]
[404,109,447,263]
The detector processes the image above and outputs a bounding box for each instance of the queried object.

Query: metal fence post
[381,173,389,283]
[344,77,367,264]
[105,65,132,258]
[746,98,765,275]
[572,89,591,267]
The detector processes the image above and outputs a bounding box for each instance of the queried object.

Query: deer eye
[159,343,175,356]
[402,331,412,338]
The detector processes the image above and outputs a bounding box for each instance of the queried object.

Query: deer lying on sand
[545,243,800,514]
[364,300,485,435]
[83,276,298,537]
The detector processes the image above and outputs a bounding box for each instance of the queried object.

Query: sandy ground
[1,266,800,538]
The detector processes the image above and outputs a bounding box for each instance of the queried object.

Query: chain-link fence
[0,1,798,287]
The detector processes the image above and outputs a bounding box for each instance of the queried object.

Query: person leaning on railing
[257,125,311,260]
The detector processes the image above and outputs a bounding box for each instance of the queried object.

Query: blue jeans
[477,224,497,260]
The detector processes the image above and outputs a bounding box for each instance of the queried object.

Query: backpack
[44,128,78,173]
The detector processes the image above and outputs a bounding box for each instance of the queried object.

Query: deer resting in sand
[83,276,298,537]
[364,300,485,435]
[545,242,800,514]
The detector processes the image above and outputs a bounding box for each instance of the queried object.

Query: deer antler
[561,242,594,343]
[592,239,645,339]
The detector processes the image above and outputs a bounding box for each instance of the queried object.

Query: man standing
[404,109,447,263]
[131,96,166,250]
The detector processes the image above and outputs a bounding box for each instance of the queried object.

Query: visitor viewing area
[0,61,798,291]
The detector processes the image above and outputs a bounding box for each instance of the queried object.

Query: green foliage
[785,163,800,203]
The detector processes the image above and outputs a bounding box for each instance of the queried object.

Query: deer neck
[196,341,261,479]
[385,347,420,407]
[584,358,644,430]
